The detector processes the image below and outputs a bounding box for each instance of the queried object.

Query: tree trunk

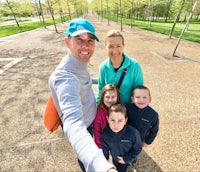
[130,2,133,28]
[165,0,173,22]
[6,0,20,28]
[66,0,71,20]
[38,0,46,28]
[46,0,58,33]
[58,0,64,23]
[101,0,103,22]
[34,0,42,23]
[106,0,109,26]
[169,0,185,39]
[173,0,198,56]
[119,0,122,32]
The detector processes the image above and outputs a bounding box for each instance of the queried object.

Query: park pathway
[0,12,200,171]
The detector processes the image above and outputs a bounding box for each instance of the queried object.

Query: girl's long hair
[97,84,121,111]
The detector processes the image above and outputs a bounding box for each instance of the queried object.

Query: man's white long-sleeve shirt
[48,51,114,171]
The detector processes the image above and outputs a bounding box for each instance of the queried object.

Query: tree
[5,0,20,28]
[34,0,42,23]
[57,0,64,23]
[119,0,122,31]
[46,0,58,33]
[173,0,198,56]
[38,0,46,28]
[164,0,173,22]
[66,0,72,20]
[169,0,185,39]
[105,0,110,25]
[130,0,134,27]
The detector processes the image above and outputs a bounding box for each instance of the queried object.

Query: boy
[102,104,142,172]
[125,86,159,148]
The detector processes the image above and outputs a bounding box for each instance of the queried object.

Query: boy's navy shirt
[102,124,142,164]
[125,103,159,145]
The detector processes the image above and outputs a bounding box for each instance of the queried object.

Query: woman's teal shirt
[96,53,144,104]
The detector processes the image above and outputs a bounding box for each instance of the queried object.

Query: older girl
[93,84,120,148]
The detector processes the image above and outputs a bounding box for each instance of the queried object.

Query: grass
[104,14,200,44]
[0,22,43,37]
[0,18,67,37]
[0,14,200,44]
[0,19,6,23]
[130,20,200,43]
[0,14,78,38]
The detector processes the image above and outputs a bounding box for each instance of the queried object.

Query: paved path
[0,17,40,26]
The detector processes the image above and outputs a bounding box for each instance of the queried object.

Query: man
[48,18,117,172]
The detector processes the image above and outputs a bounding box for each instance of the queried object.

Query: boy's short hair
[108,103,127,118]
[133,85,151,97]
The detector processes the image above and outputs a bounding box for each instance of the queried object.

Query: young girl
[93,84,120,148]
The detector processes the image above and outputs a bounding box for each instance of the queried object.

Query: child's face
[107,112,127,133]
[131,89,151,109]
[103,90,118,108]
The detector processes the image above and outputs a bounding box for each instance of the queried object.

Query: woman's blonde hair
[105,30,124,46]
[97,84,121,111]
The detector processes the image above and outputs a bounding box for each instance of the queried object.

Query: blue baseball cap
[66,18,99,41]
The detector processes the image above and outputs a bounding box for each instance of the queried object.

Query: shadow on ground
[133,150,163,172]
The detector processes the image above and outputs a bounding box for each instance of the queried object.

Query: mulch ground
[0,12,200,172]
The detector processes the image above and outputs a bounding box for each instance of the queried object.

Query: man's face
[65,33,95,62]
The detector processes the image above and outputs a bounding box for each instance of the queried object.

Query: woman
[96,30,144,104]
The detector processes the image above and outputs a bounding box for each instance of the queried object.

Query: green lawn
[0,15,200,44]
[0,22,43,37]
[0,19,65,37]
[0,14,77,38]
[127,20,200,43]
[105,15,200,44]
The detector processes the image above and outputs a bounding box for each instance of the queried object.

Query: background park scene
[0,0,200,171]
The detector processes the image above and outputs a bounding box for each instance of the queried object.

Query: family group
[48,18,159,172]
